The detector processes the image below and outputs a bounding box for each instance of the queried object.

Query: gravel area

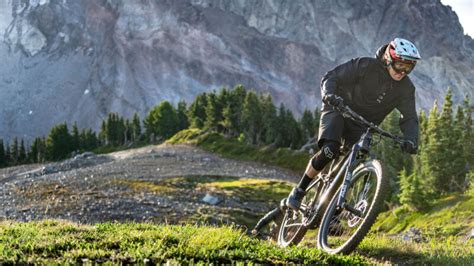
[0,144,299,225]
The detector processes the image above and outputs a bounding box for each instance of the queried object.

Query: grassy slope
[357,190,474,264]
[168,129,474,264]
[166,128,310,173]
[2,129,472,264]
[0,220,367,265]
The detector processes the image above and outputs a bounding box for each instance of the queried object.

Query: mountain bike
[278,103,409,254]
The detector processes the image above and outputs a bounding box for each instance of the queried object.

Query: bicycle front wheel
[317,159,388,254]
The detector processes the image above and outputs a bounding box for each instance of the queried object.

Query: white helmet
[385,38,421,74]
[388,38,421,62]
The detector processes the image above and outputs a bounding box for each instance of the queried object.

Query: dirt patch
[0,144,298,227]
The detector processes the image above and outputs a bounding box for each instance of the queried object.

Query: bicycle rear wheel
[317,159,388,254]
[278,179,323,247]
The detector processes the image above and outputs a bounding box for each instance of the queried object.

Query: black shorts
[317,110,366,148]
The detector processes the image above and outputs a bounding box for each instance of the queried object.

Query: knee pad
[310,141,340,171]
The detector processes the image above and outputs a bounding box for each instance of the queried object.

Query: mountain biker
[252,37,422,236]
[285,37,421,211]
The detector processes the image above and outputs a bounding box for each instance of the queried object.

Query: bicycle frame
[305,132,367,220]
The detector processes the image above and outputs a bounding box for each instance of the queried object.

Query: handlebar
[333,103,405,144]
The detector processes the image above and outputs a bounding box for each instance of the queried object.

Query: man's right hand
[323,94,344,107]
[401,140,418,154]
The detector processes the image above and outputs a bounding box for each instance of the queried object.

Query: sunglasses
[391,61,415,74]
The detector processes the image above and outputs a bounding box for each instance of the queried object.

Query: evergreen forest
[0,85,472,210]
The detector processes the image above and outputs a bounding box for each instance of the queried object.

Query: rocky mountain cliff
[1,0,473,142]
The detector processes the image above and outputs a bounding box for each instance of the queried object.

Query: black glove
[323,94,344,107]
[401,140,418,154]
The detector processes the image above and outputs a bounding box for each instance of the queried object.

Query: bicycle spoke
[358,173,372,202]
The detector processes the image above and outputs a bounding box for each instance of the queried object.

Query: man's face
[387,65,407,81]
[384,50,415,81]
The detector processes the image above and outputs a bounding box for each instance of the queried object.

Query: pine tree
[242,91,263,145]
[214,88,229,132]
[188,93,208,129]
[10,138,19,166]
[176,101,190,132]
[118,116,126,145]
[81,129,99,151]
[0,139,5,168]
[374,110,413,204]
[99,120,107,145]
[275,103,291,147]
[285,108,303,149]
[413,110,428,180]
[18,139,27,164]
[313,107,321,139]
[132,113,142,142]
[29,137,46,163]
[399,168,429,210]
[462,95,473,171]
[205,91,221,130]
[5,146,11,167]
[437,89,464,192]
[421,95,460,194]
[451,106,468,191]
[144,101,179,140]
[72,122,80,152]
[300,109,315,143]
[221,85,247,136]
[420,101,441,194]
[106,113,115,145]
[418,110,429,147]
[46,123,73,161]
[124,119,132,144]
[221,105,234,136]
[260,94,278,145]
[143,110,155,141]
[102,113,127,146]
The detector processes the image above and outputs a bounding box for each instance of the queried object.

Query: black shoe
[286,187,306,211]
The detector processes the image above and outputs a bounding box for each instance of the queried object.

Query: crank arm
[343,204,364,218]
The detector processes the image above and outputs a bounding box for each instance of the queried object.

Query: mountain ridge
[0,0,473,142]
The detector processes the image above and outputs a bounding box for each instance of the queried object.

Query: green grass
[356,234,473,265]
[372,193,474,238]
[0,220,368,265]
[167,129,310,172]
[359,192,474,265]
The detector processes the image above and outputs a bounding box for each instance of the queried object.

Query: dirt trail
[0,144,299,225]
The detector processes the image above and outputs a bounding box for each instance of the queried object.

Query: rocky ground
[0,144,299,227]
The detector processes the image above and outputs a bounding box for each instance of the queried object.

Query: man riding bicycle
[252,37,421,235]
